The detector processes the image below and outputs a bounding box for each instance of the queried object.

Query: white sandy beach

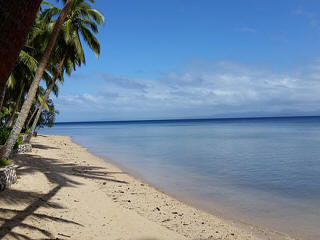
[0,135,285,240]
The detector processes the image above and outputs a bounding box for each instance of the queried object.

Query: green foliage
[0,0,104,158]
[0,159,12,168]
[0,128,11,145]
[0,128,23,148]
[38,99,59,129]
[21,128,31,135]
[45,0,105,66]
[16,136,23,147]
[0,106,14,118]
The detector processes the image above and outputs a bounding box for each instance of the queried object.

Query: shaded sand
[0,134,276,240]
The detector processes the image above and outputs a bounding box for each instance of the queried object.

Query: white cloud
[82,93,100,103]
[55,59,320,121]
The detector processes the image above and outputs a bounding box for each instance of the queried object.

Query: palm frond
[79,24,100,56]
[7,74,16,89]
[87,9,105,25]
[19,50,39,73]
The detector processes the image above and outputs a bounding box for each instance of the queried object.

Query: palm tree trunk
[25,107,38,130]
[27,81,55,141]
[0,0,74,159]
[0,81,7,122]
[24,88,49,130]
[0,0,42,86]
[5,83,25,129]
[27,54,66,142]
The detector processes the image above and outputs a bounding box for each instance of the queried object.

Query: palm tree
[0,0,42,87]
[37,98,59,129]
[25,106,39,130]
[1,49,39,127]
[5,83,25,129]
[0,48,39,121]
[62,0,104,60]
[27,0,104,141]
[24,86,53,130]
[26,55,66,142]
[0,0,75,159]
[0,83,7,117]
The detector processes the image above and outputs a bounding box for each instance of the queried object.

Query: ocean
[40,116,320,239]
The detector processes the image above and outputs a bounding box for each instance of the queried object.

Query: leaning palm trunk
[0,82,7,121]
[27,81,55,141]
[25,107,38,130]
[24,88,49,130]
[0,0,74,159]
[5,84,25,128]
[0,82,7,110]
[27,55,66,142]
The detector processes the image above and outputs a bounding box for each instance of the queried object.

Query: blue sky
[54,0,320,121]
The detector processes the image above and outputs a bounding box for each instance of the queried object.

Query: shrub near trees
[0,0,104,160]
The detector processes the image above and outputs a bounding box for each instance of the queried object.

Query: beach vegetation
[0,0,104,159]
[26,0,104,141]
[0,0,75,159]
[0,128,11,146]
[0,159,12,168]
[0,127,22,149]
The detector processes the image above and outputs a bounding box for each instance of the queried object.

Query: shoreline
[69,135,294,240]
[0,134,290,239]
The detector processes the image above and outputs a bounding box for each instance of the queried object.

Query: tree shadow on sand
[0,145,128,239]
[30,144,60,150]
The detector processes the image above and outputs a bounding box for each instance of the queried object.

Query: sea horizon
[55,115,320,125]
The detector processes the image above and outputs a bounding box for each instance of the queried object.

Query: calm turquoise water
[41,117,320,239]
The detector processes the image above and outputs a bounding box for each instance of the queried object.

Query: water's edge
[40,117,320,240]
[63,134,294,240]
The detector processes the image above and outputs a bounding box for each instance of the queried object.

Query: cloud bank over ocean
[56,59,320,121]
